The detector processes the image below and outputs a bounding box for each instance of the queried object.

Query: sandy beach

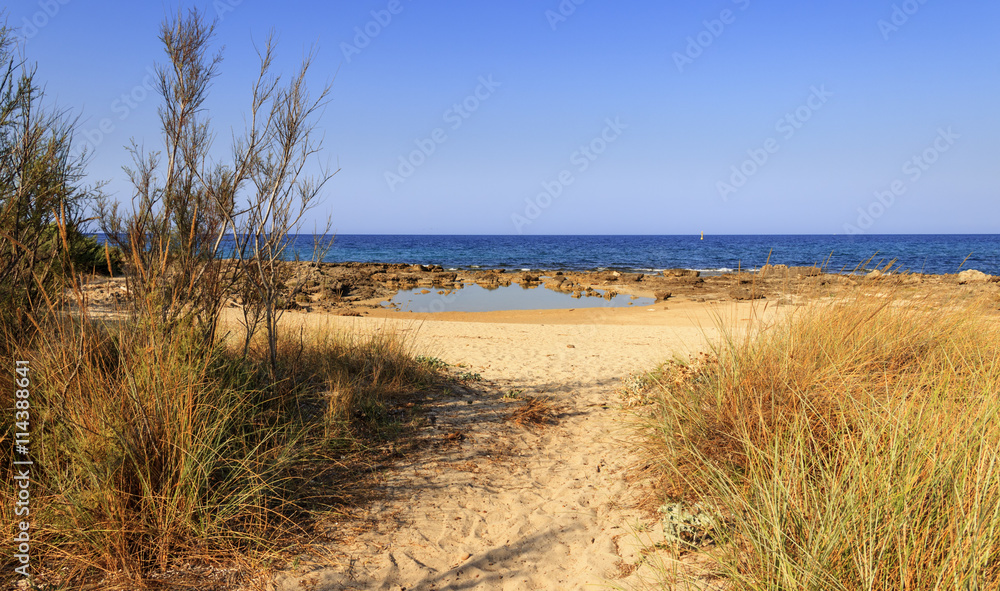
[261,302,769,591]
[78,267,998,589]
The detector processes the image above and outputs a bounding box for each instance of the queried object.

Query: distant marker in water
[700,231,704,240]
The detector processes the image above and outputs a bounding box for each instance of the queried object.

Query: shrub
[0,315,437,587]
[643,291,1000,589]
[0,27,95,341]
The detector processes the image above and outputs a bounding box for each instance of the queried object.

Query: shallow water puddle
[381,283,655,313]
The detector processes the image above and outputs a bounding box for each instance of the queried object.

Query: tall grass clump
[22,318,296,577]
[646,291,1000,590]
[258,323,437,444]
[0,314,437,587]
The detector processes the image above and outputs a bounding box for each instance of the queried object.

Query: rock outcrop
[957,269,991,284]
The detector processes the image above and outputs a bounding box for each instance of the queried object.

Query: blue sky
[11,0,1000,234]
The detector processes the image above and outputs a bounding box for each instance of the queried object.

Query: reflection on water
[381,283,655,313]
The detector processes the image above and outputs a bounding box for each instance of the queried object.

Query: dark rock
[790,266,822,277]
[663,268,700,278]
[729,287,765,300]
[318,282,349,299]
[432,272,459,285]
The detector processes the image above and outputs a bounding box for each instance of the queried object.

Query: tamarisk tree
[99,9,335,372]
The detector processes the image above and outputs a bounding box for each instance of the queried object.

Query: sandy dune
[271,302,764,590]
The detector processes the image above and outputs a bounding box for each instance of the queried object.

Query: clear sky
[11,0,1000,235]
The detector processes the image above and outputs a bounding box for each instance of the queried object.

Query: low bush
[642,291,1000,589]
[1,316,437,588]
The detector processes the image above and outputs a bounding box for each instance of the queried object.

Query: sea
[96,234,999,276]
[275,234,999,276]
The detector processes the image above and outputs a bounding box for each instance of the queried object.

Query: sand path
[272,303,756,590]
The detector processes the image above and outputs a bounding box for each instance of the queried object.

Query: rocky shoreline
[79,261,1000,316]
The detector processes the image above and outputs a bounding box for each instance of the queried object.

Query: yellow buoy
[700,231,704,240]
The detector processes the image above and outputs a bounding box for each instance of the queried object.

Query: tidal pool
[381,283,655,313]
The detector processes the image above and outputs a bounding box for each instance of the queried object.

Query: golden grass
[509,395,558,428]
[0,315,437,588]
[641,289,1000,590]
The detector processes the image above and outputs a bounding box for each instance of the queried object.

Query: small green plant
[503,389,524,399]
[658,502,722,550]
[70,232,124,275]
[458,371,483,382]
[616,371,656,407]
[416,355,450,369]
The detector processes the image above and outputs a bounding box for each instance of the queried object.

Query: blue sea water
[97,234,999,276]
[280,235,999,276]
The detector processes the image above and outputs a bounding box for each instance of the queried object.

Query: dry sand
[263,300,774,591]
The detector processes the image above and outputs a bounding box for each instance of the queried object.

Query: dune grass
[0,313,438,588]
[642,290,1000,590]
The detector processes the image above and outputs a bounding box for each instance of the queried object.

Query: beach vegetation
[639,289,1000,589]
[0,10,440,589]
[0,25,105,342]
[509,395,558,428]
[457,370,484,382]
[416,355,450,370]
